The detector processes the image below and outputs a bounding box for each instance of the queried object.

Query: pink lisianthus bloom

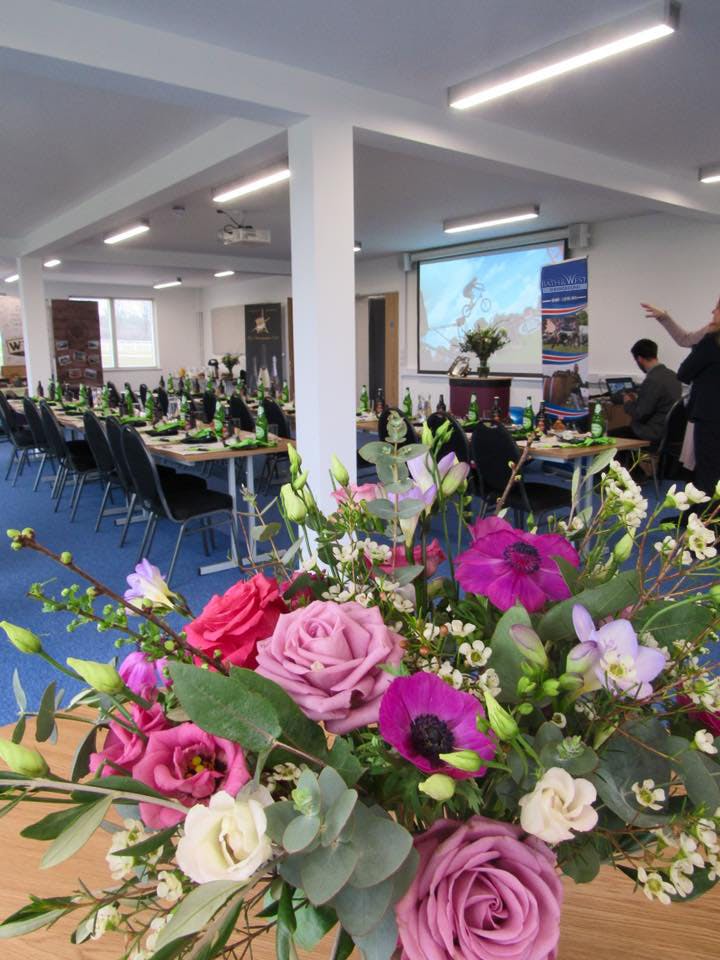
[456,516,579,613]
[568,605,667,699]
[374,538,446,578]
[396,815,563,960]
[124,559,175,610]
[255,600,404,734]
[131,723,251,829]
[119,651,160,700]
[330,482,383,506]
[185,573,287,669]
[89,703,168,778]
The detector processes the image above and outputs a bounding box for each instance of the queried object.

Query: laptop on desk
[605,377,636,404]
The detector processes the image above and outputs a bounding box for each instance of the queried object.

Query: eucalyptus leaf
[318,766,350,808]
[251,521,281,542]
[349,805,413,888]
[154,881,240,950]
[266,801,299,844]
[169,663,281,753]
[488,604,533,704]
[330,877,394,936]
[537,571,639,644]
[539,742,599,777]
[632,600,714,651]
[558,836,601,883]
[358,441,392,465]
[351,907,399,960]
[365,499,397,521]
[391,564,424,587]
[283,814,321,853]
[293,901,337,951]
[395,499,425,520]
[322,789,358,845]
[330,927,356,960]
[41,796,112,869]
[300,840,359,905]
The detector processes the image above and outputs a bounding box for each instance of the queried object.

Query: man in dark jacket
[678,326,720,498]
[615,339,681,445]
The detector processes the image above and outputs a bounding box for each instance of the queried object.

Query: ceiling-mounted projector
[218,225,272,245]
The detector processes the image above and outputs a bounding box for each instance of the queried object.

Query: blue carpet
[0,439,682,725]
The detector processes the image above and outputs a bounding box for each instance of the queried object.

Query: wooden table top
[519,435,650,461]
[0,717,716,960]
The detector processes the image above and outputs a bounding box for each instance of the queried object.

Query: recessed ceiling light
[212,166,290,203]
[214,270,236,278]
[699,163,720,184]
[449,0,679,110]
[104,221,150,245]
[443,205,540,234]
[4,274,19,283]
[354,241,362,253]
[44,259,61,268]
[153,278,182,290]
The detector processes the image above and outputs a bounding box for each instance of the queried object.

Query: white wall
[44,281,203,390]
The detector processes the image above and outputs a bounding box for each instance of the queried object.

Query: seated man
[610,338,681,446]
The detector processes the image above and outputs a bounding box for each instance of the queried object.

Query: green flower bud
[612,532,634,563]
[21,528,35,539]
[0,621,43,654]
[438,749,483,772]
[10,541,22,551]
[421,422,433,447]
[67,657,124,695]
[484,691,519,741]
[0,739,48,777]
[542,679,561,697]
[709,584,720,604]
[516,676,537,696]
[60,551,73,565]
[440,462,468,498]
[287,443,302,475]
[516,702,534,716]
[6,529,21,539]
[558,673,584,692]
[280,483,308,523]
[292,470,309,492]
[330,454,350,488]
[419,773,456,802]
[510,624,548,668]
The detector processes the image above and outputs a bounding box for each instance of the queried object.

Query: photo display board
[51,299,104,386]
[540,258,589,422]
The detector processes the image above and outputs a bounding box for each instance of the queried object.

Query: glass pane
[114,299,156,368]
[66,298,113,367]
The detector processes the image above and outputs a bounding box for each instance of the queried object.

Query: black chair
[156,386,170,417]
[22,397,56,491]
[229,394,256,433]
[83,411,125,532]
[470,422,571,527]
[427,412,472,465]
[139,384,148,406]
[202,390,217,424]
[378,407,420,444]
[0,393,35,485]
[39,401,98,520]
[106,381,122,408]
[121,426,239,584]
[651,399,688,497]
[258,398,293,493]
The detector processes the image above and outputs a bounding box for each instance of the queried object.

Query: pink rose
[396,816,563,960]
[376,538,446,578]
[255,600,404,734]
[119,651,160,700]
[89,703,168,778]
[185,572,287,668]
[331,482,382,506]
[131,723,251,829]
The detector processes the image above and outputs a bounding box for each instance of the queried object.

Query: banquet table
[0,715,717,960]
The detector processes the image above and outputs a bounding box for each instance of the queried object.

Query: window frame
[70,296,159,371]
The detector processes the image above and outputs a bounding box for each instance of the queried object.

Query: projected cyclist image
[418,240,565,373]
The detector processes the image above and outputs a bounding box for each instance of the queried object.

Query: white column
[17,256,52,389]
[289,116,357,510]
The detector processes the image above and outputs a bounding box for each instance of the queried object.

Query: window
[70,297,157,369]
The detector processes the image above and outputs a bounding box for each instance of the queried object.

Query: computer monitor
[605,377,635,396]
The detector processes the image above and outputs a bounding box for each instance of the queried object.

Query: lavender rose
[396,815,563,960]
[255,600,404,734]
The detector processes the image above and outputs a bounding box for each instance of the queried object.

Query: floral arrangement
[1,412,719,960]
[458,322,510,377]
[220,354,240,376]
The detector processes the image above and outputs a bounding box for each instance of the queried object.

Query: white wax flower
[631,779,665,811]
[518,767,598,844]
[176,786,273,884]
[695,730,719,755]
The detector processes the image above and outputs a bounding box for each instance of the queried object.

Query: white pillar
[289,116,357,511]
[17,256,52,389]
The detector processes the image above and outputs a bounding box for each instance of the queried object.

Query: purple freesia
[455,516,579,613]
[379,672,496,779]
[119,651,160,700]
[568,604,666,699]
[124,559,175,610]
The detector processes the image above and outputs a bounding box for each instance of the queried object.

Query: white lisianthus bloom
[518,767,598,844]
[694,729,719,755]
[176,786,273,884]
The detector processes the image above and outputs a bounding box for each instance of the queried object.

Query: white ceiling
[59,0,720,175]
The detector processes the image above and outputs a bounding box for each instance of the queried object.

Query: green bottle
[179,393,189,426]
[144,391,155,421]
[359,384,369,413]
[177,375,185,397]
[467,393,479,423]
[522,396,534,432]
[235,376,243,396]
[402,387,413,418]
[590,401,605,440]
[124,387,134,417]
[257,379,265,404]
[167,373,175,394]
[281,380,290,404]
[55,381,63,404]
[79,384,87,407]
[101,384,110,415]
[213,401,226,439]
[255,403,268,442]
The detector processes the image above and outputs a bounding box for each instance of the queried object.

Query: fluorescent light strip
[104,222,150,245]
[214,270,236,278]
[443,207,539,234]
[44,258,61,268]
[354,241,362,252]
[212,167,290,203]
[153,278,182,290]
[699,164,720,184]
[4,274,19,283]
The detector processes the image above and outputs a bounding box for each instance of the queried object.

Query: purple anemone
[378,672,496,779]
[455,516,579,613]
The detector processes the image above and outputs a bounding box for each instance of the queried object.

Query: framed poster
[244,302,283,389]
[51,299,104,386]
[0,295,24,372]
